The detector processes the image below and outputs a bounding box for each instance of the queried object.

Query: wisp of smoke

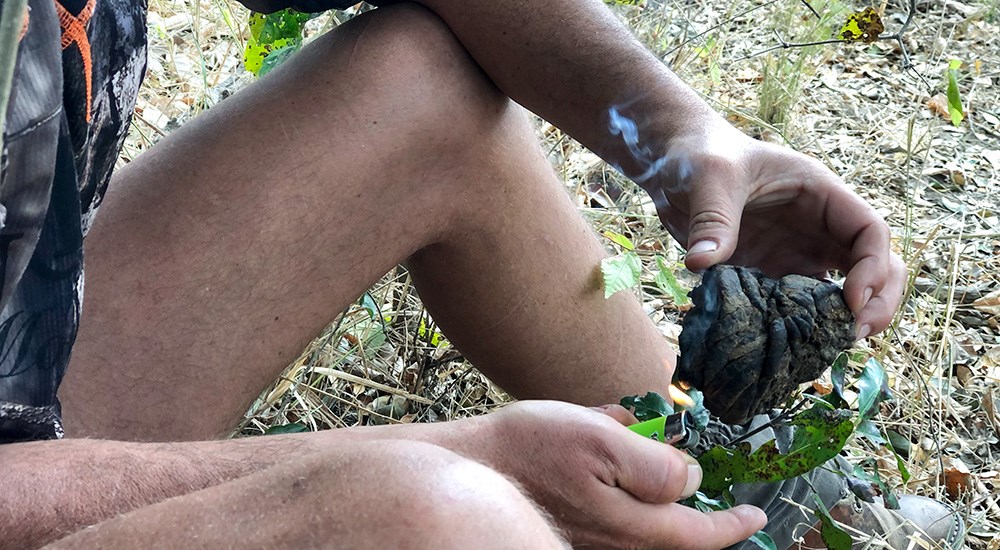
[607,106,692,216]
[608,105,670,185]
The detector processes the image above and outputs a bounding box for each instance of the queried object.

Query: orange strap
[19,9,29,41]
[55,0,95,122]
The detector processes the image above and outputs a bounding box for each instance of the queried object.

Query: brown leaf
[940,457,973,500]
[812,380,834,395]
[928,94,951,119]
[984,389,1000,436]
[973,290,1000,315]
[955,364,973,387]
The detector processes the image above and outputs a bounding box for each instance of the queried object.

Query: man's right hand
[428,400,766,549]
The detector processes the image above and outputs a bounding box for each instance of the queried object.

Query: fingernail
[856,324,871,340]
[688,240,719,256]
[682,462,703,498]
[862,287,874,307]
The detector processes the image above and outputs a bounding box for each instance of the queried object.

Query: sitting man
[0,0,962,548]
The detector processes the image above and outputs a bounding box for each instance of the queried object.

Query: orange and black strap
[19,7,29,41]
[54,0,94,121]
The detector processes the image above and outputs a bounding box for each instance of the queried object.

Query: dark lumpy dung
[676,265,855,425]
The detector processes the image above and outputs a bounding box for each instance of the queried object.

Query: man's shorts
[0,0,146,443]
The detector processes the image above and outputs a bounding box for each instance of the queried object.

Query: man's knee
[297,3,513,146]
[306,440,568,548]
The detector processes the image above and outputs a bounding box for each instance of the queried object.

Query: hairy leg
[0,436,565,549]
[61,2,673,441]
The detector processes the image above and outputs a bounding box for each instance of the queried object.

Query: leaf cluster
[620,352,904,549]
[244,10,315,76]
[599,231,689,305]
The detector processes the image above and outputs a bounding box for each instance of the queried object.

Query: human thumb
[683,192,744,273]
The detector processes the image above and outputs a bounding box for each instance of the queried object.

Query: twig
[131,110,168,138]
[873,0,932,89]
[664,0,781,58]
[800,0,822,20]
[0,0,29,162]
[890,327,947,492]
[726,397,811,448]
[740,0,932,90]
[309,367,434,405]
[740,30,847,61]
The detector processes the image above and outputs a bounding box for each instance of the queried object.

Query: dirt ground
[127,0,1000,546]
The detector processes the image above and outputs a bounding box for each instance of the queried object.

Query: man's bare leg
[49,442,566,549]
[0,435,566,549]
[61,2,674,441]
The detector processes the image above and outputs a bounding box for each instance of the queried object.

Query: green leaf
[855,418,886,444]
[854,459,900,509]
[602,252,642,299]
[836,7,885,43]
[416,319,448,347]
[263,422,308,435]
[258,43,301,77]
[831,352,848,401]
[947,59,964,127]
[748,530,778,550]
[359,292,380,320]
[761,408,854,480]
[895,449,911,485]
[654,256,690,305]
[602,230,635,251]
[620,391,673,422]
[813,495,853,550]
[817,352,850,409]
[886,430,911,459]
[257,10,312,44]
[721,487,736,507]
[687,490,731,510]
[244,10,312,76]
[857,358,892,419]
[697,444,746,494]
[244,36,294,75]
[698,408,855,494]
[802,393,837,410]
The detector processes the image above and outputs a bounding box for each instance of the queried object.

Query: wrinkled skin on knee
[676,265,855,424]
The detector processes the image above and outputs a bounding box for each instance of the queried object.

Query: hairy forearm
[0,420,479,549]
[412,0,725,172]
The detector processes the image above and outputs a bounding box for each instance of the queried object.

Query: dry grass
[127,0,1000,546]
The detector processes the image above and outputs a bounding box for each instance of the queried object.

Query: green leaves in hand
[697,408,854,494]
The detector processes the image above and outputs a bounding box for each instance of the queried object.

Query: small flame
[668,383,695,409]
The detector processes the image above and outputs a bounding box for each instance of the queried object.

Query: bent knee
[306,440,567,548]
[289,3,512,143]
